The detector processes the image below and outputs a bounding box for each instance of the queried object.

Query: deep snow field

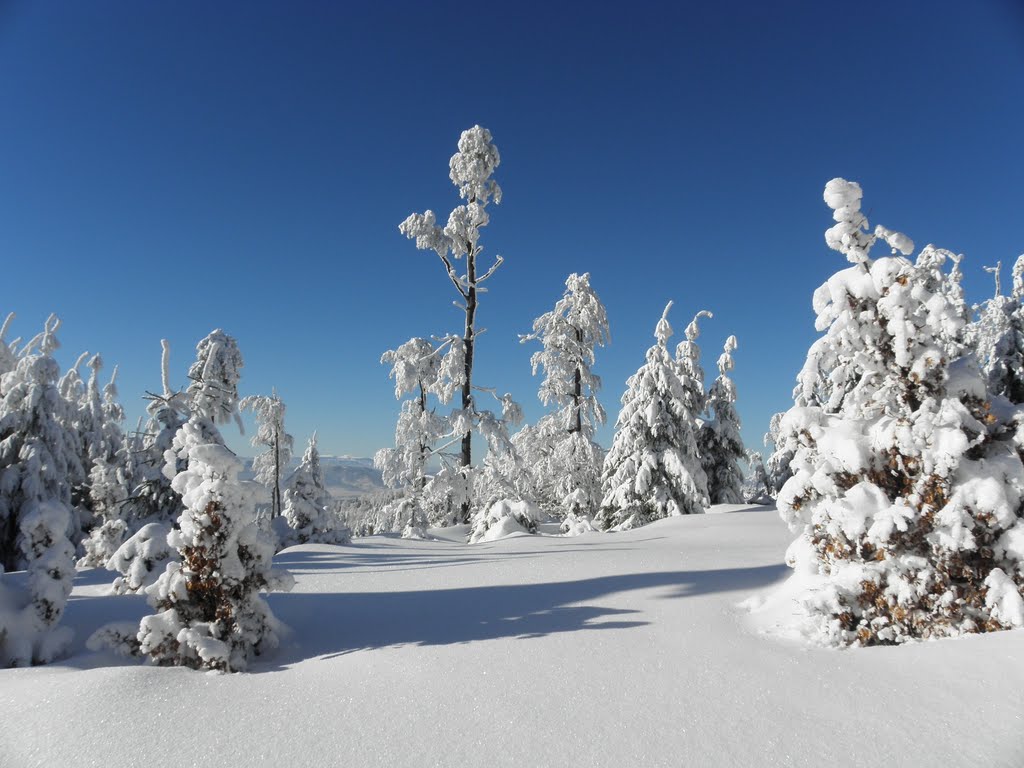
[2,506,1022,768]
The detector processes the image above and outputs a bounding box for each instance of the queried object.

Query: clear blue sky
[1,1,1022,458]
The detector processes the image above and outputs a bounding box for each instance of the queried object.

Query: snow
[3,506,1021,767]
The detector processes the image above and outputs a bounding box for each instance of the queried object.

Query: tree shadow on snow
[259,562,787,670]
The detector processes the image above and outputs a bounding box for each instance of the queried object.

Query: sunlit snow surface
[2,506,1022,767]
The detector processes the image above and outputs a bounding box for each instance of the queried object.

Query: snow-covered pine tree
[743,450,772,504]
[970,255,1024,404]
[283,433,349,545]
[127,329,293,671]
[762,412,793,498]
[399,126,510,522]
[777,178,1024,645]
[517,272,610,525]
[698,335,745,504]
[240,391,293,519]
[596,302,708,530]
[374,337,446,537]
[0,314,82,665]
[79,357,131,568]
[105,341,187,593]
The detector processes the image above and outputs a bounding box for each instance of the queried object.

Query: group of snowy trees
[375,126,746,542]
[0,322,345,669]
[6,124,1021,669]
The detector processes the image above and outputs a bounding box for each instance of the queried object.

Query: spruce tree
[596,302,707,530]
[517,273,610,524]
[777,178,1024,645]
[698,335,745,504]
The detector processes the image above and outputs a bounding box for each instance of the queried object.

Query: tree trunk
[460,245,477,523]
[571,327,583,434]
[272,429,281,518]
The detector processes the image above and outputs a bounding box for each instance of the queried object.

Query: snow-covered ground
[2,506,1022,767]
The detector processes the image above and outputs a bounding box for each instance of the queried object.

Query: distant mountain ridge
[240,455,384,497]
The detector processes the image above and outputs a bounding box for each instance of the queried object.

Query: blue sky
[1,1,1022,458]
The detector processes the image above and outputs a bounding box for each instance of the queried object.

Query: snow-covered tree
[776,178,1024,646]
[79,358,131,568]
[240,391,293,518]
[698,335,745,504]
[186,328,244,430]
[743,450,772,504]
[104,341,186,592]
[283,434,349,545]
[763,412,794,497]
[596,302,708,530]
[399,125,511,522]
[0,315,81,665]
[133,419,293,671]
[970,255,1024,404]
[100,330,293,671]
[517,273,610,523]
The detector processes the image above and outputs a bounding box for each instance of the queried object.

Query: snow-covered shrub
[597,302,708,530]
[468,499,541,544]
[698,335,745,504]
[776,178,1024,646]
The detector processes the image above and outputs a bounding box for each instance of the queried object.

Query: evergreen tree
[105,341,186,592]
[970,255,1024,404]
[0,315,81,665]
[517,273,610,524]
[124,330,293,671]
[743,450,772,504]
[777,178,1024,645]
[374,337,445,536]
[284,434,349,545]
[240,391,293,519]
[596,302,707,530]
[698,335,745,504]
[399,126,512,522]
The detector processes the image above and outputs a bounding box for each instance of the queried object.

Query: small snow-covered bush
[468,499,541,544]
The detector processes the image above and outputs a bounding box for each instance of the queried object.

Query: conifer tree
[240,391,293,518]
[596,302,708,530]
[970,255,1024,404]
[284,434,349,545]
[124,330,293,671]
[517,273,610,523]
[777,178,1024,645]
[698,335,745,504]
[400,126,512,522]
[374,337,445,536]
[0,315,81,665]
[105,341,186,592]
